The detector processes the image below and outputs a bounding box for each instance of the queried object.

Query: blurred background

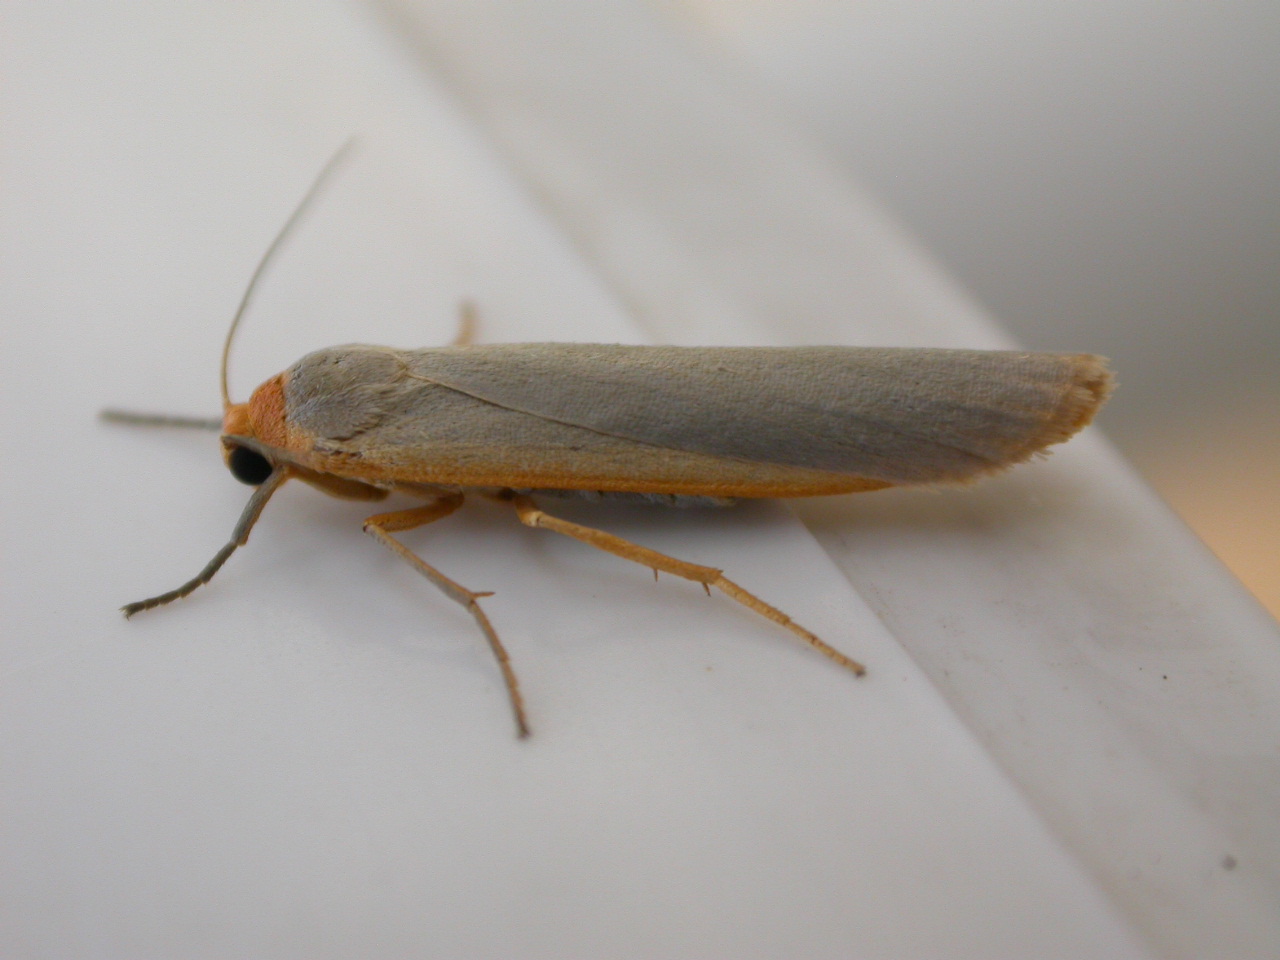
[662,0,1279,617]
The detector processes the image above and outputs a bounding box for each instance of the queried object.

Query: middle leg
[364,494,530,738]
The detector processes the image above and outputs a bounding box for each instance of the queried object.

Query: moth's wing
[407,344,1113,485]
[279,345,874,496]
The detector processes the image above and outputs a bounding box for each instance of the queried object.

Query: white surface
[2,2,1275,958]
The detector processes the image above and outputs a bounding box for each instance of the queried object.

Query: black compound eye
[228,446,273,486]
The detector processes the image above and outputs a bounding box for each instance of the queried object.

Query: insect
[105,148,1113,737]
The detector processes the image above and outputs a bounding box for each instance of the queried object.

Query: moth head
[220,373,288,486]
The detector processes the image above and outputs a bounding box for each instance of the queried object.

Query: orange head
[220,372,289,485]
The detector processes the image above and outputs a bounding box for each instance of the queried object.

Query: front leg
[123,467,290,617]
[510,494,866,677]
[364,494,530,738]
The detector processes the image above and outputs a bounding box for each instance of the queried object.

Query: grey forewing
[284,343,1086,485]
[397,344,1085,483]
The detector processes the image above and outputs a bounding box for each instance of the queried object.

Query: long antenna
[220,138,358,410]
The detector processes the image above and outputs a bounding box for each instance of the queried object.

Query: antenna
[220,138,357,409]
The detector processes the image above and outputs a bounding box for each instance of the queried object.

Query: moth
[106,148,1113,737]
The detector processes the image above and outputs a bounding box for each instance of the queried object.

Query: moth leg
[123,467,289,617]
[510,494,865,677]
[450,300,478,346]
[363,495,531,738]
